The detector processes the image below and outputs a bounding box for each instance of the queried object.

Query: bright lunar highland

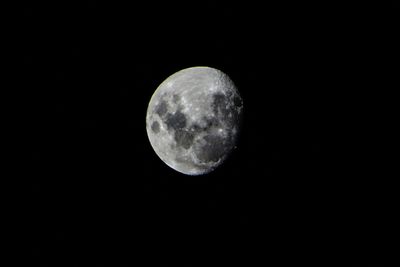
[146,66,243,175]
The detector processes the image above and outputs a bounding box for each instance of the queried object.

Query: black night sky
[24,1,397,266]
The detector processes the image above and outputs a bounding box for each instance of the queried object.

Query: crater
[189,123,203,134]
[172,94,180,103]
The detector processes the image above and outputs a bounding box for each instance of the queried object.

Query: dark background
[24,1,397,266]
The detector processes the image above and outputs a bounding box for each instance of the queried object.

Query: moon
[146,66,243,175]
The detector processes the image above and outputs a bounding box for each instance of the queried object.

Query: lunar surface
[146,66,243,175]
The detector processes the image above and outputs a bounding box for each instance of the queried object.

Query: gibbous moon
[146,66,243,175]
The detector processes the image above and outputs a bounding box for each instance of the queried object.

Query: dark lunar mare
[211,92,243,128]
[195,134,229,163]
[151,121,160,133]
[155,100,168,116]
[165,110,187,130]
[153,96,198,150]
[203,116,220,130]
[212,93,227,115]
[174,129,195,149]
